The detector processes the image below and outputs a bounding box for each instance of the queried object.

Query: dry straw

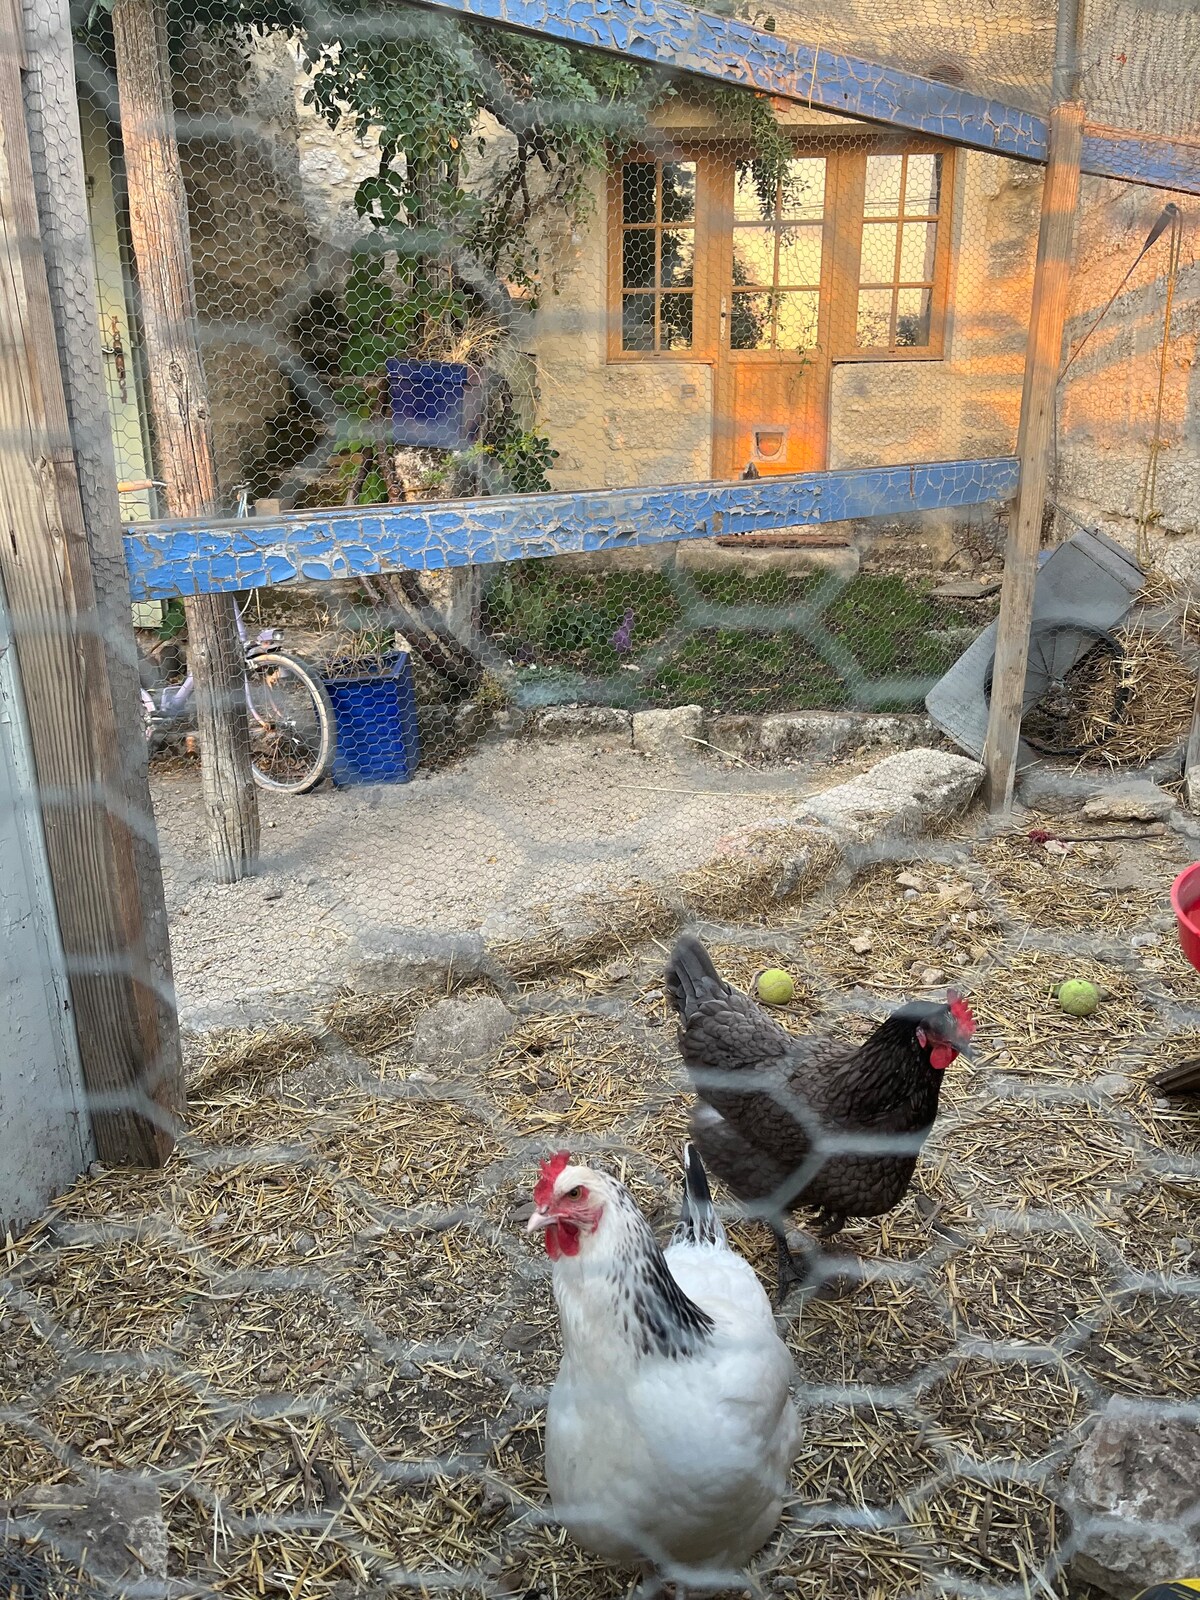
[2,801,1198,1600]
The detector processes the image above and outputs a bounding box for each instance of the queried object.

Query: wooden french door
[711,149,845,479]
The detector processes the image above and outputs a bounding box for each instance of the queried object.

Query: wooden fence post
[0,0,181,1163]
[981,96,1085,812]
[110,0,260,883]
[18,0,182,1124]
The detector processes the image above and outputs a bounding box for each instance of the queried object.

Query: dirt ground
[152,734,848,1029]
[3,793,1198,1600]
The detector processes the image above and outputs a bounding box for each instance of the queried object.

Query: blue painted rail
[124,456,1020,600]
[404,0,1200,196]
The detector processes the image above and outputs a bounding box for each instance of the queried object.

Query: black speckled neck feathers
[605,1187,715,1360]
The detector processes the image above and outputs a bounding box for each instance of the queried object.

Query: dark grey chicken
[665,934,976,1297]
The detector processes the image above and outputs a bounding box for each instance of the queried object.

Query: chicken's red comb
[948,993,975,1037]
[534,1150,571,1208]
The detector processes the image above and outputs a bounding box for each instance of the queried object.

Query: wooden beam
[0,0,180,1164]
[122,455,1021,600]
[18,0,181,1134]
[982,100,1086,813]
[110,0,259,885]
[403,0,1200,195]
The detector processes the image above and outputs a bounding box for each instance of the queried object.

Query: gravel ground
[154,733,841,1029]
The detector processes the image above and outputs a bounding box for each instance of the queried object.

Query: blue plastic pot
[325,652,421,786]
[386,358,482,450]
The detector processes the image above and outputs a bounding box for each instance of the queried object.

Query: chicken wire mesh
[3,0,1200,1595]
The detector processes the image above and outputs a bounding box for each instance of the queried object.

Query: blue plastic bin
[386,358,482,450]
[325,651,421,786]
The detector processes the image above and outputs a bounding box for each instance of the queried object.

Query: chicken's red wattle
[545,1220,581,1259]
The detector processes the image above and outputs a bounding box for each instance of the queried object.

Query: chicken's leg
[816,1209,846,1240]
[771,1224,811,1303]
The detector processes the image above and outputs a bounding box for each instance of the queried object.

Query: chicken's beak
[526,1208,553,1234]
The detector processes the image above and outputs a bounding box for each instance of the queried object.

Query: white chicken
[527,1144,802,1597]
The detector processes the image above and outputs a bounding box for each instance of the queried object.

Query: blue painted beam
[405,0,1200,196]
[124,456,1019,600]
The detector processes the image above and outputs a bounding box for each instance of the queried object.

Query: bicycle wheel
[984,620,1127,757]
[244,651,336,794]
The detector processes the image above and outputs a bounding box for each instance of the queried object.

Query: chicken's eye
[564,1185,584,1200]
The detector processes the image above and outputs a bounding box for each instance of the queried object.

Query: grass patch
[481,560,978,713]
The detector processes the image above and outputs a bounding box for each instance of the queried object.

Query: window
[617,159,697,353]
[855,151,946,352]
[729,156,824,353]
[608,141,952,365]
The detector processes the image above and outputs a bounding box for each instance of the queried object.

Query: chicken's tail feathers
[671,1141,727,1249]
[1152,1056,1200,1096]
[665,933,726,1019]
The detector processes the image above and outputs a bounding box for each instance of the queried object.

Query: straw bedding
[2,807,1198,1600]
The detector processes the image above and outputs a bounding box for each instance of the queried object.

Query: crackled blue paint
[408,0,1200,196]
[124,456,1019,601]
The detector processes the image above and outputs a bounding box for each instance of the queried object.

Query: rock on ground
[1082,781,1176,824]
[410,994,516,1065]
[798,748,985,842]
[1065,1398,1200,1597]
[759,710,934,764]
[632,704,705,758]
[6,1472,168,1584]
[533,706,632,740]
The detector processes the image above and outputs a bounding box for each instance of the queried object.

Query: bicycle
[136,485,336,794]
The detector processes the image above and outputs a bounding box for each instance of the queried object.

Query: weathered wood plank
[124,456,1020,600]
[0,0,179,1164]
[983,101,1086,812]
[19,0,181,1119]
[404,0,1200,195]
[111,0,258,884]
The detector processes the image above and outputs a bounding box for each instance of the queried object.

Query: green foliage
[483,562,978,713]
[491,427,559,493]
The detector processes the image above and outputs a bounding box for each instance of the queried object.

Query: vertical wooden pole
[110,0,259,883]
[18,0,181,1120]
[981,96,1085,812]
[0,0,181,1163]
[1184,671,1200,813]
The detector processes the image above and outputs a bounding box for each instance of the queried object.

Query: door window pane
[730,291,773,350]
[904,153,941,214]
[661,233,695,289]
[776,289,820,352]
[622,162,656,225]
[660,293,693,349]
[734,164,774,221]
[782,157,826,221]
[864,154,903,216]
[731,228,776,287]
[661,163,696,223]
[777,224,823,286]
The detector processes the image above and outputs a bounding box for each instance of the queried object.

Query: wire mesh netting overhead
[3,0,1200,1597]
